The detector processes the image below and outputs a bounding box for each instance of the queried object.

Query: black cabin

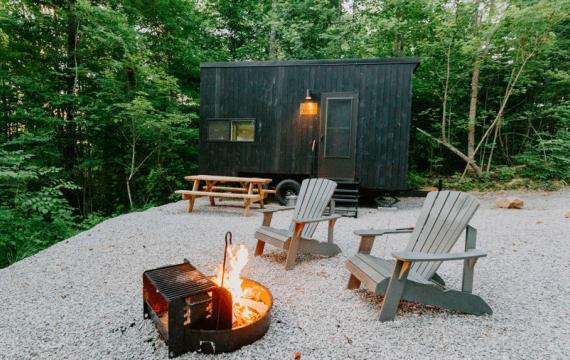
[199,58,419,193]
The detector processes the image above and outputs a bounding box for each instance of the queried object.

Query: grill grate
[144,262,217,300]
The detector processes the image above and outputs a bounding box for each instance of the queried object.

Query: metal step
[334,189,359,194]
[332,198,358,203]
[326,180,359,218]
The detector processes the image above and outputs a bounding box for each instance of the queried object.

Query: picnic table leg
[187,196,196,213]
[205,180,216,206]
[243,199,252,216]
[192,179,200,191]
[186,180,200,213]
[257,183,265,209]
[242,182,254,216]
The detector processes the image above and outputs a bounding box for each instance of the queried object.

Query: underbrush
[410,167,568,192]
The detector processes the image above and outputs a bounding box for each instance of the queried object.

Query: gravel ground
[1,189,569,360]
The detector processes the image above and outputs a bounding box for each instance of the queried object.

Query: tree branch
[417,128,483,176]
[473,51,533,157]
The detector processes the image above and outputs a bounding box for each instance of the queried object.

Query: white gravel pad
[1,190,569,359]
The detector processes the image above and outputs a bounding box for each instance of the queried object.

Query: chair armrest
[259,206,295,214]
[392,249,487,262]
[353,227,414,237]
[259,206,295,227]
[293,214,342,224]
[353,228,413,255]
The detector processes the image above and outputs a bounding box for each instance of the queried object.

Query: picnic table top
[184,174,272,184]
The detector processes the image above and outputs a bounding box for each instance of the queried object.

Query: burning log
[213,232,268,327]
[238,298,270,316]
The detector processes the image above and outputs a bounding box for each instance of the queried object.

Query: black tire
[275,179,301,205]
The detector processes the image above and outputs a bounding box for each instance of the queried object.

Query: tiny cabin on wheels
[199,58,419,209]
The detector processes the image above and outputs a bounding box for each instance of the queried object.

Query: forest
[1,0,569,267]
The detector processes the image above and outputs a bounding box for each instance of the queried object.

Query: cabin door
[318,92,358,180]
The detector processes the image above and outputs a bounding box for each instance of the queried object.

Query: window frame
[207,118,256,143]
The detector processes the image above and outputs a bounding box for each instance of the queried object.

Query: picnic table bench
[175,175,273,216]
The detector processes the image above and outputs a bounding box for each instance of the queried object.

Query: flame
[214,244,259,325]
[215,244,249,299]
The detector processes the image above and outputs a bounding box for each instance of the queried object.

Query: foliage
[1,0,569,267]
[0,0,202,267]
[514,102,570,181]
[0,139,80,267]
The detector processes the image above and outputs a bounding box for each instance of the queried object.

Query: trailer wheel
[275,179,301,205]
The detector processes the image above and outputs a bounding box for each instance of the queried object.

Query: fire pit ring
[186,278,273,355]
[143,261,274,358]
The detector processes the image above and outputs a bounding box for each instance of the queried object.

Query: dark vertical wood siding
[199,58,419,190]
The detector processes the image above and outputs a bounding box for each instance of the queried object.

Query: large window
[207,119,255,142]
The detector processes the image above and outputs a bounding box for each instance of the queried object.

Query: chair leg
[285,223,304,270]
[285,237,300,270]
[379,260,410,322]
[347,274,361,289]
[255,213,272,257]
[462,225,478,293]
[262,212,273,226]
[254,240,265,256]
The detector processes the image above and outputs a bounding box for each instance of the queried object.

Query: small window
[208,119,255,142]
[231,120,255,142]
[208,120,230,141]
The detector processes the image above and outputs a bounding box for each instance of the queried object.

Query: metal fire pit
[143,261,273,358]
[184,278,273,354]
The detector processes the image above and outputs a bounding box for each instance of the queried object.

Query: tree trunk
[467,61,479,164]
[268,0,277,59]
[466,0,481,174]
[61,0,81,210]
[442,46,451,142]
[126,177,134,209]
[63,0,78,170]
[392,3,402,56]
[127,125,136,209]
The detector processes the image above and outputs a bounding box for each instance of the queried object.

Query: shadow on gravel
[354,289,449,317]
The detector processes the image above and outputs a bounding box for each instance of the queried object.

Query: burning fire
[214,244,261,325]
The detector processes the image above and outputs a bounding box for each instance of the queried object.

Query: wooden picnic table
[175,175,273,216]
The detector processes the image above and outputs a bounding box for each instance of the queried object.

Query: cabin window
[208,119,255,142]
[231,120,255,142]
[208,120,230,141]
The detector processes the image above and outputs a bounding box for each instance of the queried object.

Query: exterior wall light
[300,89,318,116]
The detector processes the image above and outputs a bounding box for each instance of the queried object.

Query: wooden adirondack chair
[346,191,492,321]
[254,178,342,270]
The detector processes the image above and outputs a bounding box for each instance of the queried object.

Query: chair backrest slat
[288,178,337,238]
[419,195,479,278]
[405,191,480,280]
